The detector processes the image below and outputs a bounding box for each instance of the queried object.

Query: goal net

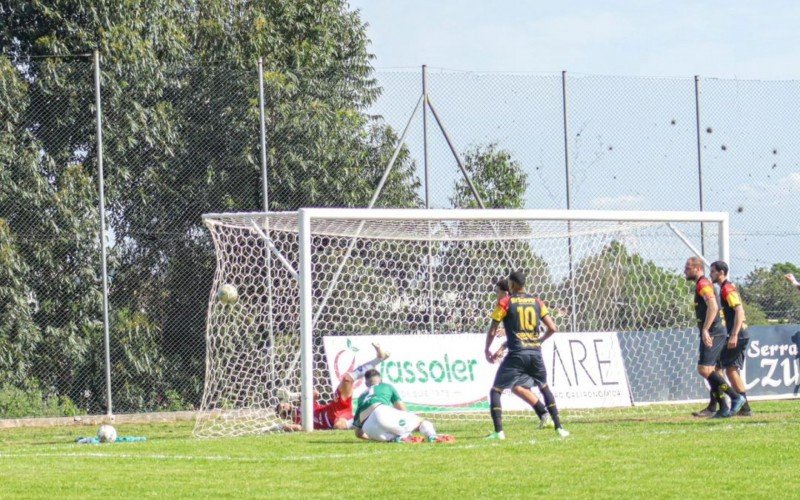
[194,208,727,437]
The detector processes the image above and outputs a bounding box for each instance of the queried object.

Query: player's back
[502,292,546,351]
[357,382,400,408]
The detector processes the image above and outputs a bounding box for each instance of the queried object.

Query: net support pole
[562,70,578,332]
[298,209,313,432]
[694,75,706,256]
[94,50,113,417]
[257,58,275,379]
[422,65,435,334]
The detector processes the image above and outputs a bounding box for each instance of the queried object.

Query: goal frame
[296,208,729,431]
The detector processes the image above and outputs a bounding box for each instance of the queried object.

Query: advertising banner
[742,326,800,398]
[322,332,632,412]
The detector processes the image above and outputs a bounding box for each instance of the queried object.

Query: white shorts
[361,405,421,442]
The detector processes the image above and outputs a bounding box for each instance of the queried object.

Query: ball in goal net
[193,208,728,437]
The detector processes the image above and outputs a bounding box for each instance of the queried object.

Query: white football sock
[419,420,436,438]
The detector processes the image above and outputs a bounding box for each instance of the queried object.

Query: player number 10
[518,306,538,331]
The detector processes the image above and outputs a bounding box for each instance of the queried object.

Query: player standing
[489,278,553,429]
[484,270,568,439]
[684,257,745,418]
[710,261,753,416]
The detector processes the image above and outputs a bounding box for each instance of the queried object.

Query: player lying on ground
[278,343,389,431]
[352,368,453,443]
[684,257,746,418]
[490,278,554,429]
[485,270,569,439]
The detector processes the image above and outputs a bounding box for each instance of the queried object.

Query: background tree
[569,241,691,332]
[740,263,800,323]
[1,0,421,413]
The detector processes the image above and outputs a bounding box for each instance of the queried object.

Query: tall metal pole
[257,58,275,382]
[694,75,706,257]
[422,64,430,209]
[258,57,269,212]
[562,70,577,332]
[94,49,113,417]
[422,65,435,335]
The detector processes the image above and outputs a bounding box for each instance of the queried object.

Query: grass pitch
[2,400,798,498]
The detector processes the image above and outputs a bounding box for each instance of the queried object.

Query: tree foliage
[569,241,691,332]
[1,0,420,413]
[740,263,800,323]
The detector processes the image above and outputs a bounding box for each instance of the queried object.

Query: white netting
[194,211,723,437]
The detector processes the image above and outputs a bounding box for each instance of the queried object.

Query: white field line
[0,421,778,463]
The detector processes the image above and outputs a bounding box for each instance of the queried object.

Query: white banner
[322,332,632,413]
[540,331,632,409]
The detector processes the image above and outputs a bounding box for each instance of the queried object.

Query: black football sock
[533,400,547,419]
[539,385,562,429]
[708,372,740,400]
[490,389,503,433]
[706,377,723,410]
[705,390,717,411]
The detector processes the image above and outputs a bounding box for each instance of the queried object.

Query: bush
[0,384,83,418]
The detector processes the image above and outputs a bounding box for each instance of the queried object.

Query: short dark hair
[508,270,526,287]
[495,278,509,292]
[364,369,381,379]
[710,260,729,275]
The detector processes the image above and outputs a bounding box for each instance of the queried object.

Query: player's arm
[537,299,557,343]
[700,286,718,347]
[485,320,502,362]
[389,384,406,411]
[282,423,302,432]
[724,286,746,347]
[538,314,557,343]
[785,273,800,292]
[486,297,508,362]
[354,427,369,439]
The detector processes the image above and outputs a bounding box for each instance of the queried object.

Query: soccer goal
[194,208,728,437]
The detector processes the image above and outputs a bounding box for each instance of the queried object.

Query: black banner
[742,325,800,398]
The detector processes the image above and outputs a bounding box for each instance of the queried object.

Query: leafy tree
[436,143,555,331]
[740,263,800,323]
[2,0,421,413]
[450,143,528,209]
[570,241,691,332]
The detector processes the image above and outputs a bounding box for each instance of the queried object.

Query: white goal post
[196,208,728,436]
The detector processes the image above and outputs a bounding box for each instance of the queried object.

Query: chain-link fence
[2,56,800,419]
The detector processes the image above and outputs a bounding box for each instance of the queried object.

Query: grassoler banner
[322,332,632,412]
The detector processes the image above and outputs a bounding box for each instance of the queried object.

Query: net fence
[3,56,800,421]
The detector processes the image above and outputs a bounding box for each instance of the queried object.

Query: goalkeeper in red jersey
[278,343,389,431]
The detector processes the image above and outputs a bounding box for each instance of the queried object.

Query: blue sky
[350,1,800,78]
[347,1,800,274]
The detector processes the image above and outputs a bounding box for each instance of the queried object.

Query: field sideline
[2,400,798,498]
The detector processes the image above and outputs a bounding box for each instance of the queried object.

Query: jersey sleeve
[696,278,715,302]
[721,283,742,308]
[536,298,550,318]
[491,296,510,322]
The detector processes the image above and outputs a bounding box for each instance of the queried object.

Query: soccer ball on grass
[217,284,239,304]
[97,424,117,443]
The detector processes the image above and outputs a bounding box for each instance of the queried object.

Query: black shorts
[720,335,749,369]
[698,331,727,367]
[493,350,547,390]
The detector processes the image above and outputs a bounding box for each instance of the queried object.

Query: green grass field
[2,400,798,498]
